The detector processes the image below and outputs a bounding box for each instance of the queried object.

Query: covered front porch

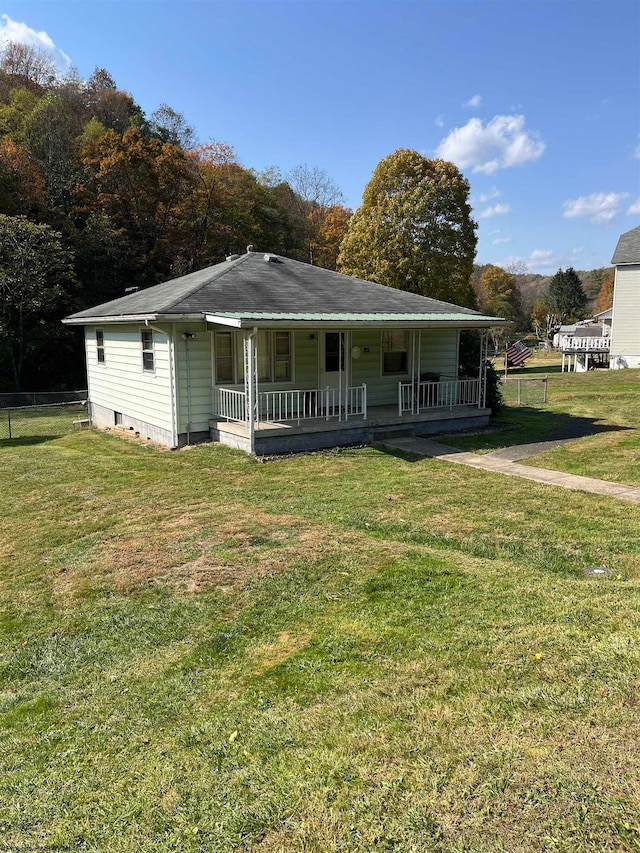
[208,318,490,455]
[210,397,490,455]
[208,325,491,454]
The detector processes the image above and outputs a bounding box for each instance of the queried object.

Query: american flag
[506,340,532,366]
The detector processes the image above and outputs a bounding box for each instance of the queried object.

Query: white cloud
[436,115,545,175]
[0,14,71,72]
[478,187,502,203]
[463,94,482,109]
[627,198,640,216]
[434,114,445,128]
[633,144,640,159]
[562,191,630,225]
[505,249,563,274]
[492,236,512,245]
[479,202,510,218]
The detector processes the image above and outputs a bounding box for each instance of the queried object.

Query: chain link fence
[500,376,548,407]
[0,392,89,440]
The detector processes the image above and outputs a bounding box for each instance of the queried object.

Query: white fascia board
[204,314,243,328]
[63,312,205,326]
[62,314,159,326]
[229,318,507,330]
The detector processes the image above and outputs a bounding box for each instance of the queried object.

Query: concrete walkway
[383,437,640,505]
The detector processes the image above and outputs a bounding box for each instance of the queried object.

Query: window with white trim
[96,328,105,364]
[381,330,409,375]
[214,330,235,383]
[214,330,292,384]
[274,331,291,380]
[141,329,155,372]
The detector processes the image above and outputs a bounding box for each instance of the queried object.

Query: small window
[382,330,408,375]
[96,328,105,364]
[257,329,272,382]
[215,331,234,383]
[141,329,154,372]
[325,332,344,373]
[274,331,291,381]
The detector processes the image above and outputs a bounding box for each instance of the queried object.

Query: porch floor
[209,404,491,455]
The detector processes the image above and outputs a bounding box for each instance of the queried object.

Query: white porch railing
[261,385,367,424]
[560,335,610,351]
[213,387,248,423]
[214,385,367,425]
[398,377,482,415]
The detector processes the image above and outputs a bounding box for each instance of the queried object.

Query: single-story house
[63,249,505,455]
[610,225,640,369]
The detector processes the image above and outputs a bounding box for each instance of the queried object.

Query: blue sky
[1,0,639,274]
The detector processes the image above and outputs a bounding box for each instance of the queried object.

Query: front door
[320,331,346,392]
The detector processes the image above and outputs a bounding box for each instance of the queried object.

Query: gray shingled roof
[611,225,640,265]
[64,252,500,324]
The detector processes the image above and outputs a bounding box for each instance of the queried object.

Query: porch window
[258,330,292,382]
[141,329,154,372]
[274,331,291,380]
[214,330,292,384]
[381,330,408,375]
[96,328,105,364]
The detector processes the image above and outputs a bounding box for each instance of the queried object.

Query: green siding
[351,329,459,407]
[86,324,173,432]
[174,321,212,434]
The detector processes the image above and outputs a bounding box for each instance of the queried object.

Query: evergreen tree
[546,267,588,324]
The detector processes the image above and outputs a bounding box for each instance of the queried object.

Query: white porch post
[479,331,488,409]
[414,330,422,414]
[245,328,257,455]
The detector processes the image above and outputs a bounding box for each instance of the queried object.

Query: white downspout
[146,320,178,447]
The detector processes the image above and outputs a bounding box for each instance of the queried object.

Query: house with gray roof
[610,225,640,370]
[64,249,505,454]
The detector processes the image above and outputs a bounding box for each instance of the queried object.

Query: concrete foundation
[90,401,175,447]
[210,406,491,455]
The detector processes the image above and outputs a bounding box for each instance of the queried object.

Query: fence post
[543,375,548,404]
[7,408,11,439]
[517,379,521,406]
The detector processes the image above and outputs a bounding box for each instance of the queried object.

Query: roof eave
[206,315,508,330]
[62,312,204,326]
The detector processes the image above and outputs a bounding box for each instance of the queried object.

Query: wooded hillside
[0,51,351,391]
[0,45,614,392]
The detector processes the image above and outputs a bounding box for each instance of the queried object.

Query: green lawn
[445,360,640,486]
[1,372,640,851]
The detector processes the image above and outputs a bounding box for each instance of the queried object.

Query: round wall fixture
[351,346,362,359]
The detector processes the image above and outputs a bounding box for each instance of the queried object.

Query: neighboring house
[610,225,640,369]
[63,249,505,455]
[555,315,611,373]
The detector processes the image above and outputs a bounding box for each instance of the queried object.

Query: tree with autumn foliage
[338,149,477,307]
[77,127,194,282]
[597,269,615,312]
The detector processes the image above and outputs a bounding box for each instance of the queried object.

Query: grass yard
[1,370,640,851]
[445,358,640,486]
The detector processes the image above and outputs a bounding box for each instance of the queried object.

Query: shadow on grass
[439,409,631,454]
[0,434,62,449]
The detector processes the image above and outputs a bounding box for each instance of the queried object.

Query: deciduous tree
[338,149,477,307]
[0,215,76,390]
[597,269,615,312]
